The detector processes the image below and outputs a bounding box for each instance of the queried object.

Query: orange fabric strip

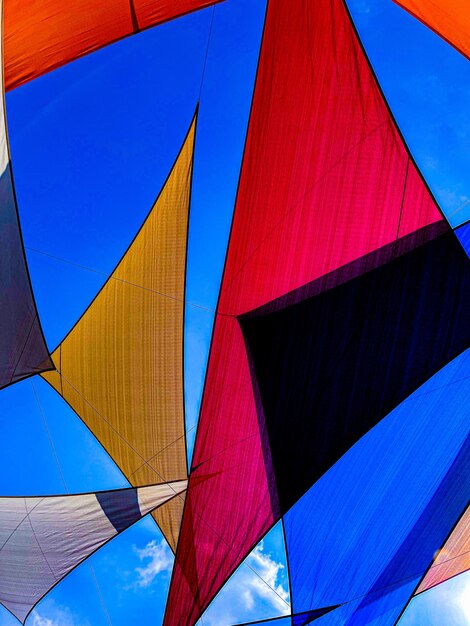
[4,0,221,91]
[393,0,469,60]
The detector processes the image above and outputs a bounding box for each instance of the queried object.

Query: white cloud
[201,540,290,626]
[245,543,290,612]
[31,602,89,626]
[132,539,173,588]
[31,615,55,626]
[242,589,255,611]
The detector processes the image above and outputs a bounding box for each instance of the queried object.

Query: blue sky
[0,0,469,624]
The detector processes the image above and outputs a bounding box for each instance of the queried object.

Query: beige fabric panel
[0,482,188,622]
[416,506,470,594]
[42,117,195,551]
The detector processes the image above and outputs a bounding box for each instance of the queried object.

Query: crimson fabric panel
[240,225,470,512]
[282,349,470,625]
[164,0,448,624]
[4,0,222,91]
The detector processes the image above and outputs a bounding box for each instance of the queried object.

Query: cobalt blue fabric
[283,349,470,625]
[456,222,470,258]
[235,608,340,626]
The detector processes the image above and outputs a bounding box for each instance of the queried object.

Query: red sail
[164,1,443,624]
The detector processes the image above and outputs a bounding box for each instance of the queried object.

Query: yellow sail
[42,114,196,551]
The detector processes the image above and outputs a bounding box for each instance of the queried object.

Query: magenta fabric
[164,1,444,624]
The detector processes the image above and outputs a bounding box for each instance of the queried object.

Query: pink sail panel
[416,506,470,595]
[164,0,443,625]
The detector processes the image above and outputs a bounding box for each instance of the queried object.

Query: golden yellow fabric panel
[393,0,469,60]
[42,115,196,551]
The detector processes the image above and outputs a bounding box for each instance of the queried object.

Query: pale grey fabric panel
[0,481,187,623]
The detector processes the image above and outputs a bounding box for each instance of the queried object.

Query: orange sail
[4,0,222,91]
[393,0,469,60]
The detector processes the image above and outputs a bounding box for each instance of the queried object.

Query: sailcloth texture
[0,0,53,390]
[42,114,196,552]
[0,481,187,623]
[164,0,470,624]
[393,0,469,60]
[4,0,222,91]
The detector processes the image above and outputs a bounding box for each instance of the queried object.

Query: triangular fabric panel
[4,0,222,91]
[393,0,469,60]
[0,0,53,389]
[291,608,341,626]
[42,115,196,552]
[415,505,470,595]
[232,616,292,626]
[456,222,470,258]
[282,351,470,626]
[240,225,470,513]
[163,0,465,623]
[234,606,340,626]
[0,481,187,623]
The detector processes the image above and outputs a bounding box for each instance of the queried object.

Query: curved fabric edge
[282,349,470,626]
[0,0,53,390]
[0,480,187,624]
[41,110,198,553]
[4,0,224,91]
[393,0,470,61]
[162,0,463,622]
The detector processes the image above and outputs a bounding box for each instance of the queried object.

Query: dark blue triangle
[292,605,340,626]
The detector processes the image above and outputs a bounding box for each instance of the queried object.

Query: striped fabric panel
[0,481,187,623]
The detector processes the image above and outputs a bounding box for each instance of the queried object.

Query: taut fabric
[0,481,187,623]
[164,0,451,623]
[415,506,470,595]
[0,0,53,389]
[42,115,196,552]
[4,0,222,91]
[393,0,469,60]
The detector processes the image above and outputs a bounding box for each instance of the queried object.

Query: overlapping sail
[415,505,470,595]
[164,1,470,624]
[0,0,467,621]
[42,114,196,552]
[0,481,187,623]
[282,352,470,625]
[4,0,221,91]
[393,0,469,60]
[235,607,340,626]
[0,0,53,390]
